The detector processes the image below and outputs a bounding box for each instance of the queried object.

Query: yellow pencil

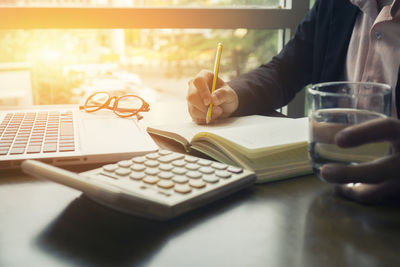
[206,43,223,124]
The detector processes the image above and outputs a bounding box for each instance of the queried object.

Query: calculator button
[203,176,219,183]
[198,159,212,166]
[184,155,198,163]
[172,167,186,175]
[174,184,192,194]
[172,160,186,167]
[158,149,172,156]
[130,172,145,180]
[115,168,131,176]
[145,168,159,176]
[189,179,206,189]
[158,171,173,180]
[157,180,174,189]
[215,170,231,179]
[146,153,159,160]
[211,162,228,170]
[143,176,160,185]
[227,166,243,174]
[158,153,184,163]
[186,163,200,170]
[118,160,132,168]
[103,164,118,172]
[159,163,173,171]
[199,166,214,174]
[132,156,146,164]
[130,164,146,172]
[186,171,202,179]
[172,176,189,184]
[144,160,159,168]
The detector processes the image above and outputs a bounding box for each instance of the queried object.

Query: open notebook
[147,115,312,183]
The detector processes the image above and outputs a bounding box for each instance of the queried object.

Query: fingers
[321,154,400,184]
[335,180,400,204]
[212,86,235,106]
[188,70,213,106]
[187,70,212,123]
[187,70,235,124]
[335,118,400,147]
[211,85,239,118]
[322,118,400,204]
[188,104,222,124]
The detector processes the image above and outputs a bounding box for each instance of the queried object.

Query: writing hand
[320,118,400,204]
[187,70,238,124]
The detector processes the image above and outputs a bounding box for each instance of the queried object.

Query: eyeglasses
[79,91,150,120]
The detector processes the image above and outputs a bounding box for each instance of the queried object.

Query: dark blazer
[229,0,400,118]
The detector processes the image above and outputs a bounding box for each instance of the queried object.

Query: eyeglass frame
[79,91,150,120]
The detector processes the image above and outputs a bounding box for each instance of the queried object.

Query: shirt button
[374,31,382,40]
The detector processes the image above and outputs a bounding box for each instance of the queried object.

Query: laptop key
[43,144,57,153]
[10,147,25,155]
[27,146,42,153]
[12,144,27,148]
[59,146,75,152]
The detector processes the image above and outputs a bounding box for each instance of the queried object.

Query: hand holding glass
[307,81,392,181]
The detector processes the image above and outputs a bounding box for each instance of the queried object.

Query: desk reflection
[301,191,400,267]
[35,188,253,266]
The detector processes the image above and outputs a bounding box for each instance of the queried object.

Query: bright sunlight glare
[40,50,61,61]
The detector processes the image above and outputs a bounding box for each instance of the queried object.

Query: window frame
[0,0,311,116]
[0,1,309,31]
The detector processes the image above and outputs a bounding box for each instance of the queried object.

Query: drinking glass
[307,81,392,181]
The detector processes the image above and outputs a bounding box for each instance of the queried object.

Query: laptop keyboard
[0,111,75,156]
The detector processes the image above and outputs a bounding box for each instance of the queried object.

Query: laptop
[0,106,158,170]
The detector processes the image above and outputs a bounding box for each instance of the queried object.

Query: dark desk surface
[1,103,400,266]
[1,171,400,267]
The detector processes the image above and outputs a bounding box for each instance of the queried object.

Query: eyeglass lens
[85,92,110,112]
[114,95,144,117]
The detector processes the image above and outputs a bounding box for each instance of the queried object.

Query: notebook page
[148,115,287,143]
[195,117,308,152]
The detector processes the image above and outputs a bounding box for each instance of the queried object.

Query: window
[0,0,310,115]
[1,0,283,8]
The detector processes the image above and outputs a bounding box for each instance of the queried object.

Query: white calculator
[21,150,256,220]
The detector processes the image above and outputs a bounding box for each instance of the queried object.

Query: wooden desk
[1,103,400,266]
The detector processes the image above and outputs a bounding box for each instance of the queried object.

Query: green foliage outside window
[0,0,281,104]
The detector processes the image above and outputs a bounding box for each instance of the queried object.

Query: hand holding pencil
[186,43,239,125]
